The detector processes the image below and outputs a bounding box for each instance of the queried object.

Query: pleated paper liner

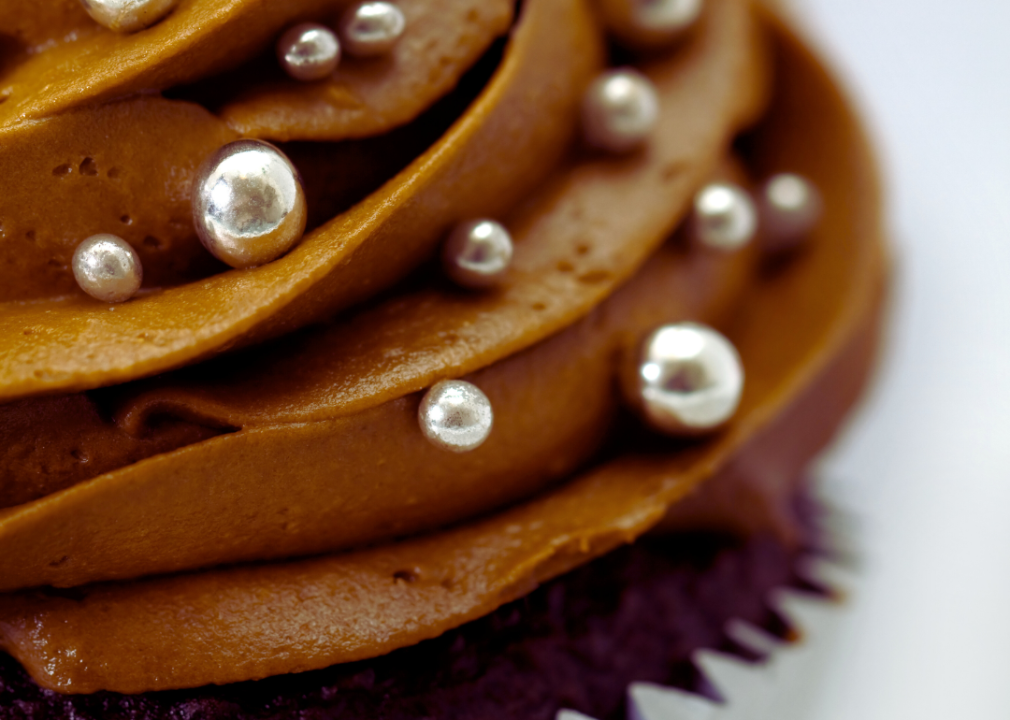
[558,491,860,720]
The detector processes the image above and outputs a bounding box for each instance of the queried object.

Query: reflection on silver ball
[635,322,743,434]
[338,2,406,57]
[79,0,178,33]
[419,380,494,452]
[597,0,703,47]
[628,0,703,42]
[442,219,513,289]
[691,182,757,251]
[759,173,823,252]
[277,23,341,81]
[582,69,659,152]
[192,140,307,269]
[72,234,143,303]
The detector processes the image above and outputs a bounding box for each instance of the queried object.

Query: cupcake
[0,0,886,717]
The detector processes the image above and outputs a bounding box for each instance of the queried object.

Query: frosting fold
[0,0,602,401]
[0,0,888,700]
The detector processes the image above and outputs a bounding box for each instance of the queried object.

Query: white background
[788,1,1010,717]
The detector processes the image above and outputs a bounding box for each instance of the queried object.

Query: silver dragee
[758,173,824,252]
[192,140,307,269]
[634,323,743,435]
[79,0,178,32]
[419,380,494,452]
[442,220,514,289]
[277,23,341,81]
[597,0,703,48]
[631,0,703,35]
[72,234,143,303]
[581,69,659,153]
[338,2,406,57]
[691,182,758,251]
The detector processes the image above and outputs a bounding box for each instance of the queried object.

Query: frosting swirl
[0,0,887,697]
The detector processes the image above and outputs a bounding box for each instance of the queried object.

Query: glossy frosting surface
[0,0,886,699]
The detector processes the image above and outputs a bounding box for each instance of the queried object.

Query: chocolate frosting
[0,530,811,719]
[0,0,887,699]
[0,0,599,398]
[0,0,768,589]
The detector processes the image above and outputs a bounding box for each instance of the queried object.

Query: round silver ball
[582,69,659,153]
[635,322,743,435]
[338,2,406,58]
[79,0,178,33]
[632,0,703,35]
[72,234,143,303]
[604,0,703,46]
[192,139,307,270]
[419,380,494,453]
[277,23,341,81]
[691,182,757,251]
[758,173,823,252]
[442,219,514,289]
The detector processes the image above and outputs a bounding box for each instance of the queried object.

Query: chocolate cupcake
[0,0,886,716]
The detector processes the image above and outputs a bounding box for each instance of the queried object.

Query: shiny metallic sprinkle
[192,140,307,269]
[691,182,757,251]
[635,322,743,434]
[338,2,406,57]
[442,219,514,289]
[605,0,703,46]
[759,173,824,251]
[419,380,494,452]
[79,0,178,33]
[582,69,659,152]
[631,0,703,34]
[277,23,341,81]
[72,234,143,303]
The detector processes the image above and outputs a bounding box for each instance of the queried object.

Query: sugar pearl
[600,0,704,48]
[192,140,307,269]
[338,2,406,57]
[634,322,743,434]
[277,23,341,81]
[759,173,823,252]
[72,234,143,303]
[691,182,757,251]
[79,0,178,33]
[582,69,659,153]
[631,0,703,35]
[442,219,514,289]
[419,380,494,452]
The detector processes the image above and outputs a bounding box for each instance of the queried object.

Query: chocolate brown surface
[0,525,819,720]
[0,394,222,509]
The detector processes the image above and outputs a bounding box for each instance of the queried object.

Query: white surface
[786,1,1010,718]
